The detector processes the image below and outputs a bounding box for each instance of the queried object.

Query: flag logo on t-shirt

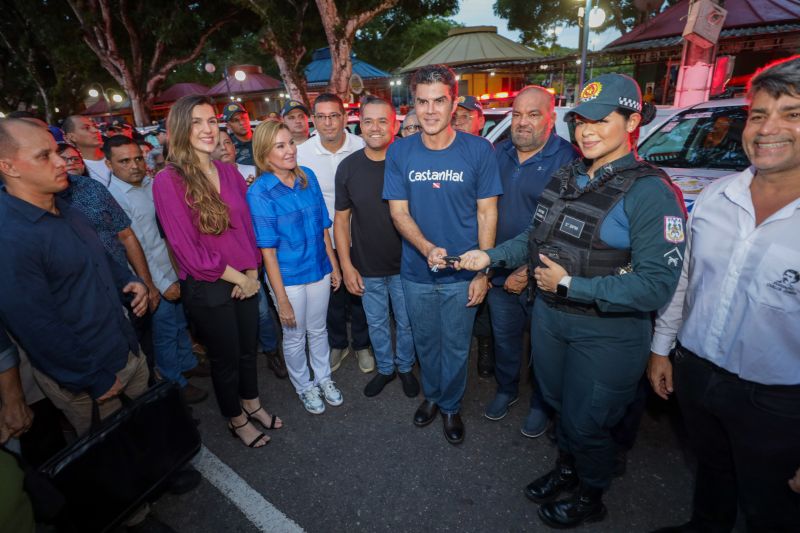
[432,182,441,189]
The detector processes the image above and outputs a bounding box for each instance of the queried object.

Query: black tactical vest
[527,158,672,314]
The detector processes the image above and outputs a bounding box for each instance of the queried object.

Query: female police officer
[458,74,686,528]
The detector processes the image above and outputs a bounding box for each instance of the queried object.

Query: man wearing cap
[452,95,494,377]
[281,100,310,145]
[222,103,254,166]
[297,93,372,375]
[452,95,486,137]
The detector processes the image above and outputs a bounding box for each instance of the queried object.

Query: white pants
[269,275,332,394]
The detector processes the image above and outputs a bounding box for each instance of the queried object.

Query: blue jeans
[362,275,415,375]
[152,298,197,387]
[487,286,549,411]
[258,286,278,352]
[402,279,477,414]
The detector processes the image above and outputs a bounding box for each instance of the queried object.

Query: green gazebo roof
[400,26,541,73]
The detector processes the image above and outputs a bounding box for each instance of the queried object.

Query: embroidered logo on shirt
[664,247,683,267]
[664,216,685,243]
[559,216,585,238]
[767,269,799,296]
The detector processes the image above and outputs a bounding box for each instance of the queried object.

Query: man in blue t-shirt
[485,86,579,437]
[383,65,503,445]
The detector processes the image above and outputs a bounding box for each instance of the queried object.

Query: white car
[484,105,679,146]
[484,99,749,211]
[638,98,748,211]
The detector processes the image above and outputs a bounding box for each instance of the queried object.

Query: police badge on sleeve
[664,216,685,243]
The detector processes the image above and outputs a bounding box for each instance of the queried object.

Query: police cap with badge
[564,73,656,140]
[281,100,310,118]
[221,102,248,122]
[456,95,484,116]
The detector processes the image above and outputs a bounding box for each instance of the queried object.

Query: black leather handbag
[38,380,201,532]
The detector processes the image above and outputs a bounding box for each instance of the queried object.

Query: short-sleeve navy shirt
[383,131,503,284]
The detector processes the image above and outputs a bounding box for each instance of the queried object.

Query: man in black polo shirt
[333,96,419,398]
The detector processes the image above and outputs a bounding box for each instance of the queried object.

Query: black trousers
[674,347,800,532]
[181,276,259,418]
[327,250,370,350]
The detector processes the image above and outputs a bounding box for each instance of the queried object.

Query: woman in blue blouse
[247,122,343,415]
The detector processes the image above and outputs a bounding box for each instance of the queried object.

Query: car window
[639,106,749,171]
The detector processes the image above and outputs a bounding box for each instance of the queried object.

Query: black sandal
[228,420,269,448]
[242,405,282,430]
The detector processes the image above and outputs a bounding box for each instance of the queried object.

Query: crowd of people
[0,55,798,533]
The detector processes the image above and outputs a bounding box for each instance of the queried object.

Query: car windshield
[639,105,750,171]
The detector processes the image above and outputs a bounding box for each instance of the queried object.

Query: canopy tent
[81,98,130,115]
[605,0,800,52]
[206,65,282,96]
[399,26,541,73]
[304,47,390,85]
[154,82,209,103]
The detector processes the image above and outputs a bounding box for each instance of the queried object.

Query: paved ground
[147,344,701,533]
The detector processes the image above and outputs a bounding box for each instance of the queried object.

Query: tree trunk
[36,85,53,123]
[315,0,399,102]
[326,39,354,102]
[274,54,311,111]
[128,92,150,127]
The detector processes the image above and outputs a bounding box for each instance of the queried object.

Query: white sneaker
[319,380,343,406]
[300,387,325,414]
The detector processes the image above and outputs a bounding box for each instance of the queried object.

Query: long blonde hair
[252,121,307,188]
[166,95,230,235]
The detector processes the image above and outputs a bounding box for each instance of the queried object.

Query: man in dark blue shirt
[0,118,148,432]
[484,87,578,438]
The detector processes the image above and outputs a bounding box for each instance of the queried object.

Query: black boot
[524,451,578,503]
[538,483,607,529]
[476,336,494,377]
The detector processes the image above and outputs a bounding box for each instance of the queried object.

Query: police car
[638,98,748,211]
[484,98,749,212]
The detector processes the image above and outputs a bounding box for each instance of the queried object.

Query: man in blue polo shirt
[384,65,503,445]
[484,86,578,437]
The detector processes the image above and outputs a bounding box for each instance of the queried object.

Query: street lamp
[205,62,247,100]
[577,1,606,89]
[87,83,123,114]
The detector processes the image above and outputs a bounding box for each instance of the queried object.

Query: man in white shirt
[647,56,800,533]
[297,93,373,374]
[63,115,111,186]
[104,135,207,405]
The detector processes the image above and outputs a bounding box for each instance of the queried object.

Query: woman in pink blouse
[153,95,281,448]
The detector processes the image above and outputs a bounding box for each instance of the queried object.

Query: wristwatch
[556,276,571,298]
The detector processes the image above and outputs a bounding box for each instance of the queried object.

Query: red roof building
[604,0,800,104]
[154,82,209,104]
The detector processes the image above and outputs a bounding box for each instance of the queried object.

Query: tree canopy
[493,0,679,46]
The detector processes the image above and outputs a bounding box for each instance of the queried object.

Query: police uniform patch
[664,216,684,243]
[580,81,603,101]
[457,96,466,103]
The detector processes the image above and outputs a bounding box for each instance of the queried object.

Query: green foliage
[493,0,679,46]
[355,16,461,71]
[0,0,109,119]
[169,31,278,86]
